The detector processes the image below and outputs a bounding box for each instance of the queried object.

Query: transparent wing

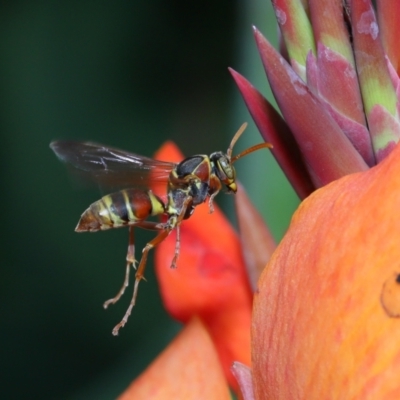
[50,141,176,191]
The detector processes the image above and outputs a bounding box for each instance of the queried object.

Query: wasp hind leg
[110,198,192,336]
[104,220,164,312]
[103,226,137,310]
[111,228,171,336]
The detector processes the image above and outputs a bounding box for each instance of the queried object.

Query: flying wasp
[50,123,272,335]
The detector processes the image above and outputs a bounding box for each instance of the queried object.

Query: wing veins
[50,140,176,191]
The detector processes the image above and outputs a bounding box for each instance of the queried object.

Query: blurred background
[0,1,299,399]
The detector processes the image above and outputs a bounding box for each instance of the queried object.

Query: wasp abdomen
[75,189,165,232]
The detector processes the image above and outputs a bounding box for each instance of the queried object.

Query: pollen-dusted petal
[153,141,252,391]
[252,142,400,399]
[118,317,231,400]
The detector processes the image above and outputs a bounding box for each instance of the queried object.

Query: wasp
[50,123,272,335]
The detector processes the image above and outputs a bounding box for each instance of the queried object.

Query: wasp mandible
[50,123,272,335]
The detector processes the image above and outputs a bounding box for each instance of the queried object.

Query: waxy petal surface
[253,142,400,399]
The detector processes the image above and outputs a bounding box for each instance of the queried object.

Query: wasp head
[210,151,237,193]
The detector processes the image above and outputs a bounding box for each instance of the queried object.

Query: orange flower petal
[153,142,252,390]
[253,142,400,398]
[153,140,185,164]
[118,317,231,400]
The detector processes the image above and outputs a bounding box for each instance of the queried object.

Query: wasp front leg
[208,175,222,213]
[170,196,193,268]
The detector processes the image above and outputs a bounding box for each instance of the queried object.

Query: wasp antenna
[231,142,273,164]
[227,122,248,159]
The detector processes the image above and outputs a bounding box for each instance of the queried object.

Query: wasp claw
[130,259,138,270]
[103,298,114,309]
[112,321,125,336]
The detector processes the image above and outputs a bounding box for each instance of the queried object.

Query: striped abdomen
[76,189,165,232]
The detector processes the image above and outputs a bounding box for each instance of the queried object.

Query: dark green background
[0,1,298,399]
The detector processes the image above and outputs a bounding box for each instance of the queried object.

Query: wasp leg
[170,225,181,269]
[103,226,136,309]
[103,221,162,310]
[170,196,192,269]
[208,190,220,213]
[169,172,200,187]
[208,175,222,213]
[127,225,136,268]
[134,221,164,231]
[111,228,171,336]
